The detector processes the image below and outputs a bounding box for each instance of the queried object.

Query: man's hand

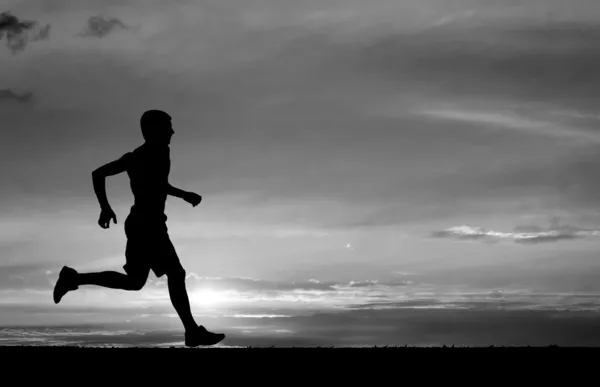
[183,192,202,207]
[98,207,117,229]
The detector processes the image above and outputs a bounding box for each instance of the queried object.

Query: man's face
[150,119,175,145]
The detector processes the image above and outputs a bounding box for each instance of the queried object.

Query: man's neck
[143,141,169,150]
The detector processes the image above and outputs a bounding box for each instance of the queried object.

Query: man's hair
[140,109,171,140]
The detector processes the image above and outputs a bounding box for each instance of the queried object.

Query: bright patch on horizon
[190,289,231,307]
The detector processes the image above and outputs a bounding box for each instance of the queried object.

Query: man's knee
[128,273,148,291]
[167,265,186,282]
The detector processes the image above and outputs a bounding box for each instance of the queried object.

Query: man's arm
[166,183,188,199]
[168,183,202,207]
[92,154,129,228]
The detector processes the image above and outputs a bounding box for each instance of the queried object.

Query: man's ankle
[73,272,82,286]
[184,322,198,333]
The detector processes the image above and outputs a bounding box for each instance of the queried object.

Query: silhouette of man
[53,109,225,347]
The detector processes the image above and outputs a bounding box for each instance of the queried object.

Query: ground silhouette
[1,346,596,383]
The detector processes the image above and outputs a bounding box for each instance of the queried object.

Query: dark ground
[2,346,597,382]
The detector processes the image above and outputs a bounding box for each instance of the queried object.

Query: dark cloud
[345,291,600,311]
[0,12,50,53]
[0,89,34,104]
[348,280,379,288]
[78,16,133,38]
[345,299,451,310]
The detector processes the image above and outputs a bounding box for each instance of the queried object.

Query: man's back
[122,143,171,219]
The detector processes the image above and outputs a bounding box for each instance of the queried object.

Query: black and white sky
[3,0,600,347]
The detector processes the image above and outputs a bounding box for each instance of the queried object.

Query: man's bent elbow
[92,169,104,180]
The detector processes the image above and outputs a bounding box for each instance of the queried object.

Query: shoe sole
[185,334,226,347]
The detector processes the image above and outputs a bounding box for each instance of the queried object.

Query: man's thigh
[151,234,185,279]
[123,238,152,278]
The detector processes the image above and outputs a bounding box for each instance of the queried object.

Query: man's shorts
[123,212,184,278]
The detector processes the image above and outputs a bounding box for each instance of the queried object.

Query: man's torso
[123,143,171,223]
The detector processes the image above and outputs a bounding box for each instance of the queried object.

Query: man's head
[140,109,174,146]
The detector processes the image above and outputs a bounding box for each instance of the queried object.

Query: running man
[53,109,225,347]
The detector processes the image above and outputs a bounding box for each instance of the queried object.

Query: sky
[3,0,600,347]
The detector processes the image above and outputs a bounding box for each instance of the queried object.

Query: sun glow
[190,289,230,307]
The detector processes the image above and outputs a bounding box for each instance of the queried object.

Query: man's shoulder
[130,144,148,157]
[119,145,144,166]
[122,144,169,163]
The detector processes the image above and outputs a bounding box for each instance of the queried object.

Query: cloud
[0,325,181,347]
[0,89,33,104]
[348,280,379,288]
[0,11,50,53]
[7,307,600,347]
[431,10,477,28]
[416,107,600,144]
[178,275,416,295]
[343,289,600,313]
[0,263,57,290]
[180,275,338,293]
[78,16,134,38]
[431,224,600,244]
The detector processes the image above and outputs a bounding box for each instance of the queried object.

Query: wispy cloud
[431,224,600,244]
[417,107,600,144]
[78,16,135,38]
[430,9,478,28]
[0,11,50,53]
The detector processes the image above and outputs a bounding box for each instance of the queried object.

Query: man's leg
[77,270,148,291]
[166,265,197,332]
[53,266,148,304]
[165,265,225,346]
[160,236,225,346]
